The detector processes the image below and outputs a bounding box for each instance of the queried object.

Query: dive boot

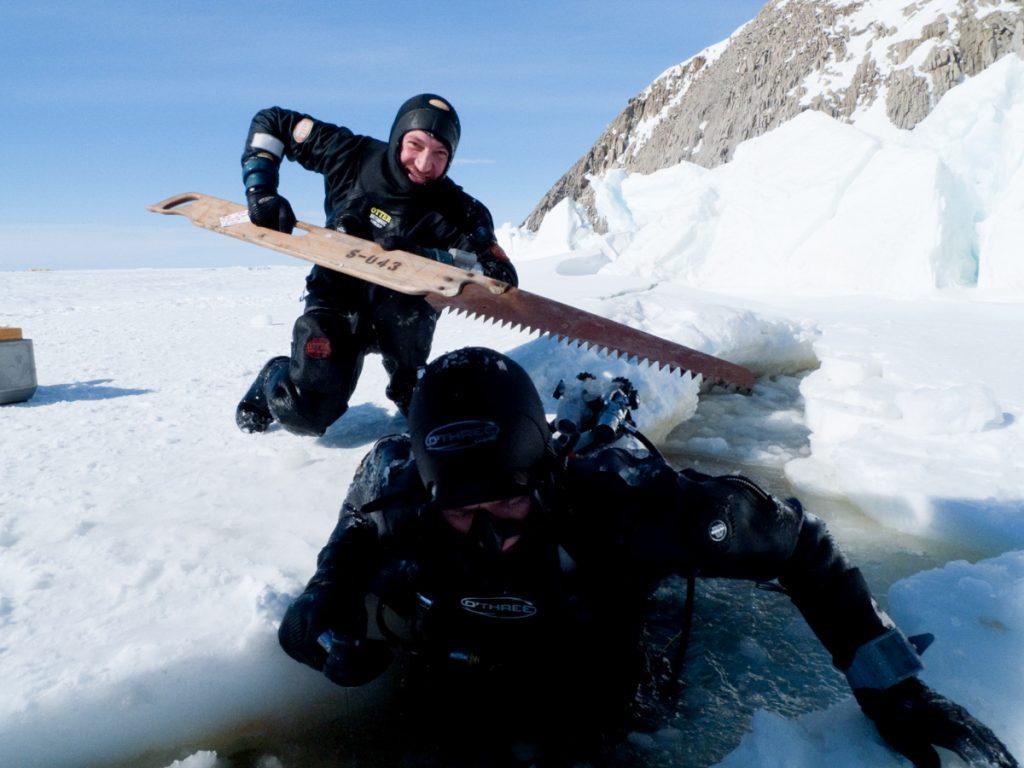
[236,356,289,433]
[385,366,419,418]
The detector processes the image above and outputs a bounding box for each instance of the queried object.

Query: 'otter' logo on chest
[369,207,392,229]
[460,596,538,620]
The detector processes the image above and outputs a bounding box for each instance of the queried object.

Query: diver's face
[399,129,449,184]
[441,495,531,554]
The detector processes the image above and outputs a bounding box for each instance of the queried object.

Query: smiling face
[398,129,450,184]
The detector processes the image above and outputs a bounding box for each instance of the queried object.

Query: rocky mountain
[525,0,1024,230]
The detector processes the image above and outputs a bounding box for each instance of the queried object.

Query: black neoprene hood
[409,347,550,509]
[388,93,461,161]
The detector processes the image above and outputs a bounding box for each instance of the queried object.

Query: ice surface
[0,266,781,767]
[714,551,1024,766]
[4,35,1024,768]
[161,752,219,768]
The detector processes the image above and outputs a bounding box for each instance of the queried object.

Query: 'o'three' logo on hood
[425,420,500,452]
[460,596,538,620]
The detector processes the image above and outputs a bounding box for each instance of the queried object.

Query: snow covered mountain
[507,49,1024,298]
[526,0,1024,229]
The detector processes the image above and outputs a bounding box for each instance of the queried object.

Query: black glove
[319,632,393,687]
[335,213,371,240]
[479,256,518,287]
[377,233,451,264]
[376,233,426,256]
[856,678,1018,768]
[277,588,336,669]
[247,190,296,234]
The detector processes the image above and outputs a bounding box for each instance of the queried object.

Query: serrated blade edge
[427,285,754,391]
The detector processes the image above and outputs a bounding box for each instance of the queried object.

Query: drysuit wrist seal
[845,628,924,690]
[242,155,280,194]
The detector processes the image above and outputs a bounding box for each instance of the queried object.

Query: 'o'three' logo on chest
[369,207,392,229]
[460,596,538,620]
[425,420,500,452]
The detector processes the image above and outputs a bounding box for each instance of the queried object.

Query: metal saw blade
[427,284,755,392]
[147,192,755,392]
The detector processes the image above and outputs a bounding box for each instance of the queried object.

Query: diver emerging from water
[278,347,1017,767]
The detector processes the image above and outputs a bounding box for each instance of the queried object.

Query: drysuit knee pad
[290,309,362,395]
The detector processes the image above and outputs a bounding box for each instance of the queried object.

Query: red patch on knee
[305,337,332,359]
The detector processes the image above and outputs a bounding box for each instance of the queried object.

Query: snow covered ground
[3,51,1024,768]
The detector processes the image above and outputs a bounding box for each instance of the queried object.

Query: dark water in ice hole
[112,454,983,768]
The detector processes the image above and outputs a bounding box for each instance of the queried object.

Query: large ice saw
[148,193,755,391]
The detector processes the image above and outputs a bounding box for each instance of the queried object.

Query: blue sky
[0,0,765,269]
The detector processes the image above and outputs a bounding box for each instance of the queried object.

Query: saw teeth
[156,192,756,392]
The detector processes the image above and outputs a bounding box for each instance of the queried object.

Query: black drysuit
[278,434,894,754]
[241,107,510,434]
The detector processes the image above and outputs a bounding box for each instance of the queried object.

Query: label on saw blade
[219,210,251,228]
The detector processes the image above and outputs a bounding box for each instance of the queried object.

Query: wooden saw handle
[147,192,509,298]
